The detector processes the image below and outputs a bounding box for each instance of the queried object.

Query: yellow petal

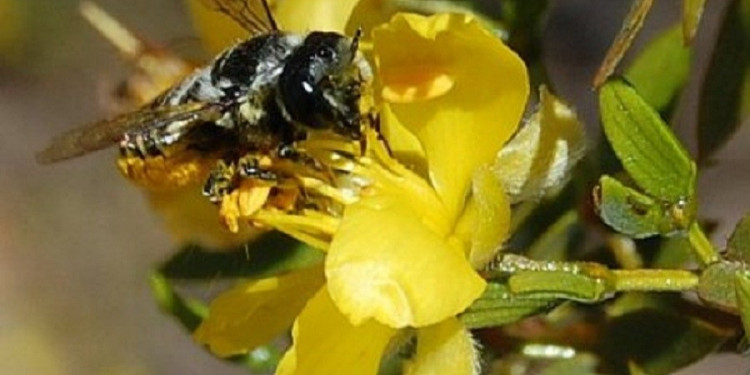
[373,13,529,220]
[193,266,324,357]
[276,286,396,375]
[326,192,486,328]
[275,0,360,33]
[454,166,511,269]
[493,87,585,203]
[405,318,479,375]
[345,0,399,36]
[380,102,427,177]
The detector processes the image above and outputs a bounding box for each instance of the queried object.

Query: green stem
[688,222,719,266]
[612,269,699,292]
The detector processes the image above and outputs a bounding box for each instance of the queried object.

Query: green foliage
[461,282,559,329]
[598,309,729,375]
[596,176,678,238]
[151,232,322,372]
[735,272,750,337]
[160,231,323,279]
[149,271,207,331]
[625,25,691,113]
[698,261,749,311]
[697,0,750,163]
[526,210,580,261]
[598,79,696,203]
[728,213,750,262]
[697,214,750,311]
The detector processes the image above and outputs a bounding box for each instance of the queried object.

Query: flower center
[219,124,450,250]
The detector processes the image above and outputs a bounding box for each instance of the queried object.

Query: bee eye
[317,48,334,59]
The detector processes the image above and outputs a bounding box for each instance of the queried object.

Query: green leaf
[159,231,323,280]
[461,282,559,329]
[151,267,286,372]
[508,270,610,302]
[697,260,750,311]
[606,293,674,318]
[682,0,706,43]
[498,0,550,85]
[651,235,695,268]
[625,25,691,112]
[149,271,207,331]
[735,272,750,336]
[599,309,730,375]
[526,210,581,261]
[599,79,697,202]
[697,0,750,163]
[595,175,687,238]
[728,213,750,263]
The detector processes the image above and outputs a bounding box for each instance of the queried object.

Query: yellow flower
[192,3,529,373]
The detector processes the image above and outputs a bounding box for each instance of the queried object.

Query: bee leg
[202,160,238,203]
[238,154,277,181]
[276,143,328,174]
[276,143,301,160]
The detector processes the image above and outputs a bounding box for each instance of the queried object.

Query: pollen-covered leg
[207,154,283,233]
[237,154,278,181]
[203,159,240,203]
[117,151,212,191]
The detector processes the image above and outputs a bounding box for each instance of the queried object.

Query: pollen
[117,152,212,191]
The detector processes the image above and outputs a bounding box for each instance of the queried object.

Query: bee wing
[200,0,278,35]
[36,102,222,164]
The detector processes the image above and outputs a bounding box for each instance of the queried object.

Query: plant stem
[612,269,699,292]
[688,222,719,266]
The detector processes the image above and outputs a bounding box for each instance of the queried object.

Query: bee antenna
[351,27,363,55]
[261,0,278,31]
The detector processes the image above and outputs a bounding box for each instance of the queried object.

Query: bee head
[278,31,372,139]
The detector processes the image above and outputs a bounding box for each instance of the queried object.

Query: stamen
[252,209,340,251]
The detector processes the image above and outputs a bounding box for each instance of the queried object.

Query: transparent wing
[36,102,221,164]
[200,0,278,35]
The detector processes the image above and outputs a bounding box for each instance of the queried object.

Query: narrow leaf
[682,0,706,44]
[599,309,730,375]
[509,270,609,302]
[735,272,750,337]
[526,210,580,261]
[159,231,323,280]
[594,0,654,87]
[728,213,750,262]
[697,0,750,163]
[149,271,207,331]
[461,282,558,329]
[625,25,691,112]
[599,79,697,203]
[697,260,749,311]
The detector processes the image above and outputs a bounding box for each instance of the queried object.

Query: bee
[37,0,373,202]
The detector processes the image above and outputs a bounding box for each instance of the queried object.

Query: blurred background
[1,0,748,374]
